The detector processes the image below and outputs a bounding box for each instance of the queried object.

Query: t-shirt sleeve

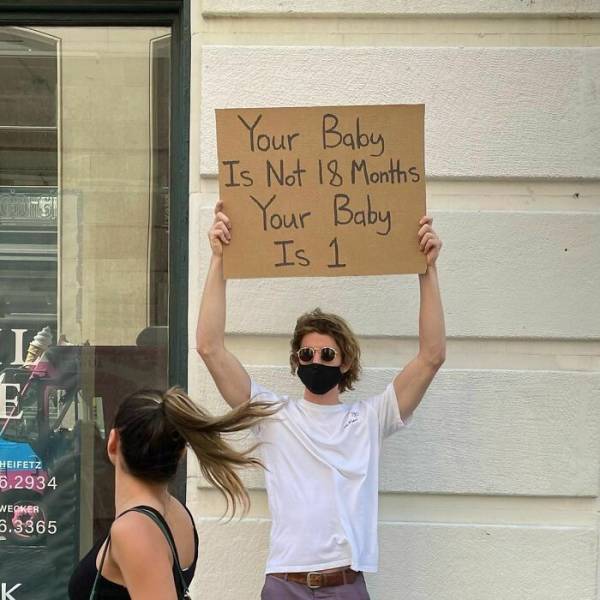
[249,379,281,437]
[366,382,412,439]
[250,379,280,404]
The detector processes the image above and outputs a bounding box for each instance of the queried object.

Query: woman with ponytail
[69,387,277,600]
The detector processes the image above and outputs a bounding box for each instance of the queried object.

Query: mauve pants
[260,573,370,599]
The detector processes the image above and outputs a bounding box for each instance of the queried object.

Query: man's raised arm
[393,215,446,421]
[196,201,251,408]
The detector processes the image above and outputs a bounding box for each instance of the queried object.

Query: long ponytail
[163,387,278,515]
[114,387,278,516]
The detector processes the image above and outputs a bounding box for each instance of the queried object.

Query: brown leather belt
[271,568,359,589]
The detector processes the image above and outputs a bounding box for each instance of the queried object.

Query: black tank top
[68,504,199,599]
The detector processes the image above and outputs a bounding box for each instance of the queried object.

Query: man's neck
[303,386,341,406]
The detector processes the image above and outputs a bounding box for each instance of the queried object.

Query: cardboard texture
[215,104,426,278]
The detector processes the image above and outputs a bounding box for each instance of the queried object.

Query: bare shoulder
[110,511,171,559]
[109,510,179,599]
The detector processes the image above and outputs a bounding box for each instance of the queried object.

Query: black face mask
[297,363,343,395]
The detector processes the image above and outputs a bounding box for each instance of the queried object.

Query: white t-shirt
[250,380,408,574]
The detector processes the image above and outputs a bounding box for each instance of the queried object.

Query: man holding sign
[196,105,445,598]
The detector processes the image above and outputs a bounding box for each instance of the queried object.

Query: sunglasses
[296,346,338,364]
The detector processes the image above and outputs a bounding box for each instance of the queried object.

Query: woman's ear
[107,428,119,466]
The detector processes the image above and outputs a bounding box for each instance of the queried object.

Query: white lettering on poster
[0,460,41,469]
[0,329,28,366]
[9,330,26,366]
[0,384,22,420]
[1,583,22,600]
[0,505,40,514]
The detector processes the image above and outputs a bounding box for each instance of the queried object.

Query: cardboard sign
[215,104,426,278]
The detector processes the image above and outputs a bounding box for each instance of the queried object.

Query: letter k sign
[2,583,21,600]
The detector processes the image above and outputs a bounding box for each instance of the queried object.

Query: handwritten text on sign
[215,105,426,278]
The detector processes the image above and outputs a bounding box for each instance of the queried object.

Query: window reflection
[0,27,58,187]
[0,26,172,600]
[0,27,58,374]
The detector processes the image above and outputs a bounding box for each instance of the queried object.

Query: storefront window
[0,25,173,599]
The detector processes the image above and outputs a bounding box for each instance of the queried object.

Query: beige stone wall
[188,3,600,599]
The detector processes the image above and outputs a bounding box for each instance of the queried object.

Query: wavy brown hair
[289,308,361,393]
[113,387,277,515]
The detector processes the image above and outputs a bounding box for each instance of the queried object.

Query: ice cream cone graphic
[25,326,53,364]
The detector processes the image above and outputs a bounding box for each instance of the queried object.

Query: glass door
[0,25,174,599]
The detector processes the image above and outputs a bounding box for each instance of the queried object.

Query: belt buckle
[306,572,323,589]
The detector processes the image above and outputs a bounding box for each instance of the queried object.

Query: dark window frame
[0,1,191,397]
